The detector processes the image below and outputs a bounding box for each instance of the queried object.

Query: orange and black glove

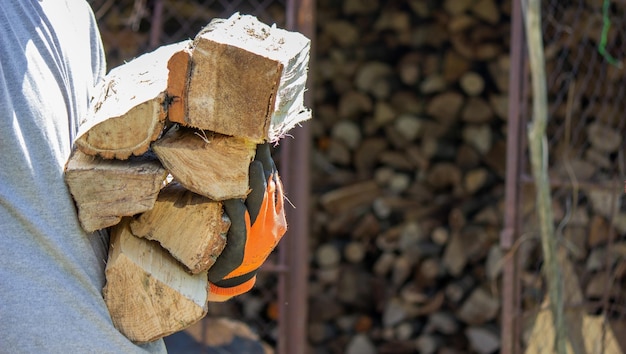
[207,143,287,301]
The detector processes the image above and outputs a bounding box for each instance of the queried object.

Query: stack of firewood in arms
[64,13,310,343]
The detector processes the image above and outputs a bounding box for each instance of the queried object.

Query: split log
[130,182,230,274]
[64,149,167,232]
[103,219,209,343]
[465,326,500,354]
[175,13,311,142]
[152,127,256,201]
[319,180,383,214]
[456,288,500,325]
[75,41,191,159]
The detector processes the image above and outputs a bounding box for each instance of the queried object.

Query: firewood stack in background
[310,0,626,353]
[309,0,509,352]
[64,13,310,343]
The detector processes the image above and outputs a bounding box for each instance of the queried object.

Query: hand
[207,143,287,301]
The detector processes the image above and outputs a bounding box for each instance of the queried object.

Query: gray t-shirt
[0,1,166,352]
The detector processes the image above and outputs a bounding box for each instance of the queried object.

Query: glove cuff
[208,276,257,302]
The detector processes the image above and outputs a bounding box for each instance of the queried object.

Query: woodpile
[65,13,310,343]
[310,0,625,353]
[310,0,509,351]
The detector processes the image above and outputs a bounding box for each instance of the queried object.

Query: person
[0,1,286,352]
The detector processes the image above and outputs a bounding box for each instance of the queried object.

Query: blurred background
[88,0,626,353]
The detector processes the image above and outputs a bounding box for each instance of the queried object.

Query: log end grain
[152,127,256,201]
[76,41,191,159]
[64,149,167,232]
[76,94,167,160]
[130,183,230,274]
[103,219,208,343]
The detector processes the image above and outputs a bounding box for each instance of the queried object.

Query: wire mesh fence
[88,0,298,351]
[506,0,626,352]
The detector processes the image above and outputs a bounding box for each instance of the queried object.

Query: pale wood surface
[103,219,209,343]
[64,149,167,232]
[75,41,191,159]
[185,13,311,142]
[152,126,256,201]
[130,182,230,274]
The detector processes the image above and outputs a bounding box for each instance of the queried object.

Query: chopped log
[443,0,474,15]
[456,288,500,325]
[471,0,500,24]
[487,55,510,92]
[420,74,447,94]
[409,291,445,317]
[338,90,374,118]
[332,120,362,149]
[397,53,421,86]
[459,72,485,96]
[129,183,229,274]
[464,168,489,194]
[75,41,191,159]
[343,0,379,14]
[181,317,273,353]
[344,241,367,263]
[489,94,509,120]
[322,20,360,48]
[462,97,494,123]
[417,258,443,286]
[373,252,396,276]
[346,334,377,354]
[355,61,394,99]
[382,297,409,327]
[64,149,167,232]
[424,312,459,335]
[426,91,464,122]
[319,180,382,214]
[443,51,471,83]
[462,124,493,155]
[180,13,311,142]
[426,163,462,190]
[103,219,208,343]
[445,275,476,305]
[315,242,342,268]
[431,226,450,245]
[448,14,479,33]
[465,326,500,354]
[152,127,256,201]
[415,334,443,354]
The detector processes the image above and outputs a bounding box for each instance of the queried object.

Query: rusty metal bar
[501,0,525,353]
[276,1,314,354]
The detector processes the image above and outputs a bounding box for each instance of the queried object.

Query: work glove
[207,143,287,301]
